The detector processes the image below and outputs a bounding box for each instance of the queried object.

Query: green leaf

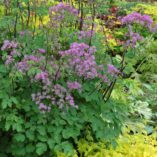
[11,144,26,156]
[26,144,35,153]
[1,97,18,109]
[37,134,48,142]
[12,123,23,132]
[5,122,11,131]
[26,130,35,141]
[47,139,55,149]
[0,65,6,73]
[14,133,25,142]
[36,143,47,155]
[47,126,54,133]
[55,141,73,155]
[62,128,80,139]
[2,99,11,109]
[37,125,46,136]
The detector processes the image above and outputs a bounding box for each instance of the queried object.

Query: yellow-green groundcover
[57,133,157,157]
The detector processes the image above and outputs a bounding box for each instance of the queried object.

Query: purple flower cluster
[126,32,143,48]
[121,13,153,48]
[123,25,144,48]
[54,84,77,108]
[32,83,78,111]
[10,49,20,56]
[97,74,108,83]
[60,42,110,83]
[121,12,153,29]
[16,55,45,73]
[67,81,82,90]
[78,30,95,40]
[35,71,49,82]
[1,40,18,51]
[16,60,29,72]
[107,64,119,76]
[15,54,53,86]
[49,2,78,16]
[49,2,78,27]
[38,48,46,54]
[1,40,20,65]
[59,42,98,79]
[39,103,51,113]
[5,55,15,65]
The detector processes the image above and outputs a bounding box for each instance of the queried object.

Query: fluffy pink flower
[20,31,25,36]
[39,103,51,112]
[1,40,18,50]
[107,64,119,76]
[59,42,98,79]
[5,55,14,65]
[35,71,48,81]
[38,48,46,54]
[67,81,81,90]
[121,12,153,29]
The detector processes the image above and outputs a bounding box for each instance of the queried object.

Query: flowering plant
[0,1,156,157]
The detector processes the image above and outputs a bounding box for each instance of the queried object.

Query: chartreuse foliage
[56,129,157,157]
[75,132,157,157]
